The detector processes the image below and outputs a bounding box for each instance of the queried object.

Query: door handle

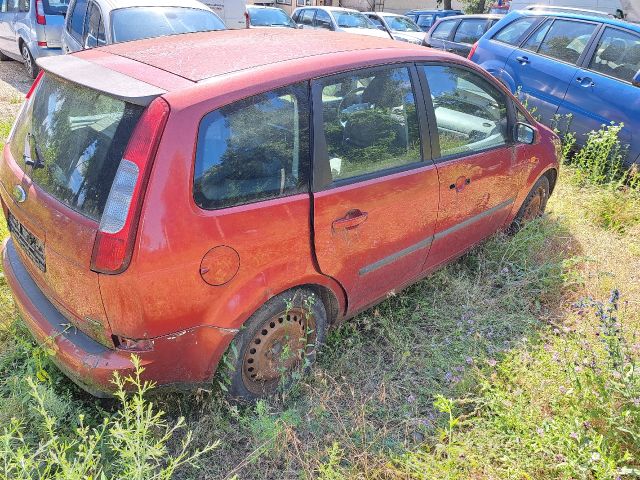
[515,56,530,65]
[332,209,368,230]
[576,76,595,87]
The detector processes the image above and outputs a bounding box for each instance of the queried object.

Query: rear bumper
[3,238,236,397]
[27,40,62,61]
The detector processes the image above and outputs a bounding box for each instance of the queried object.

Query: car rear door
[557,25,640,163]
[451,18,491,57]
[311,64,439,313]
[62,0,88,52]
[418,63,525,271]
[505,17,599,125]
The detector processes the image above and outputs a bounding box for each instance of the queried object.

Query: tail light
[36,0,46,25]
[468,42,479,60]
[91,98,170,274]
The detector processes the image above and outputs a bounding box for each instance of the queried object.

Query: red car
[1,30,559,400]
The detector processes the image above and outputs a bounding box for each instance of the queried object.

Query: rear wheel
[223,288,327,401]
[21,43,38,79]
[510,176,550,232]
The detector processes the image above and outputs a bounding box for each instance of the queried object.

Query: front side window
[318,67,422,182]
[315,9,332,29]
[431,19,456,40]
[385,15,421,33]
[301,9,314,25]
[423,65,509,157]
[333,11,376,29]
[453,19,488,44]
[537,19,597,64]
[83,2,106,48]
[589,27,640,82]
[194,84,310,210]
[69,0,88,37]
[493,16,538,46]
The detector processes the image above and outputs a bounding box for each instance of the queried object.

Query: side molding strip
[433,198,515,241]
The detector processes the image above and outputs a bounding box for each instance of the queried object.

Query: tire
[21,43,38,79]
[0,51,10,61]
[510,175,550,232]
[223,288,327,401]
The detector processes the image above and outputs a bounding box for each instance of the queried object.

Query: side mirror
[633,70,640,87]
[515,122,536,144]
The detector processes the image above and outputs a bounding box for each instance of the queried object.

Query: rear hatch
[1,73,145,346]
[41,0,67,48]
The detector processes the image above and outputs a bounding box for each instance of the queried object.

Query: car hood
[341,27,390,39]
[391,31,425,44]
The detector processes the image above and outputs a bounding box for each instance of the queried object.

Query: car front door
[312,65,439,313]
[558,25,640,164]
[62,0,89,52]
[419,63,525,271]
[506,17,599,126]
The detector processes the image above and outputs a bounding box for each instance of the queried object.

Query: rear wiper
[24,132,45,170]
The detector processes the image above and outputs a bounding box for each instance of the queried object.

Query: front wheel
[21,44,38,79]
[510,176,550,232]
[223,288,327,401]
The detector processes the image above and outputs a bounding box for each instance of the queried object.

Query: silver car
[364,12,425,45]
[61,0,225,53]
[0,0,67,78]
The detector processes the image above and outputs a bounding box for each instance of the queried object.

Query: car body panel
[425,15,501,57]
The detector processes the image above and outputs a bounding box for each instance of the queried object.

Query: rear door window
[493,16,538,45]
[9,75,144,220]
[537,19,597,64]
[422,65,509,157]
[68,0,88,38]
[522,18,552,52]
[194,84,310,210]
[453,19,488,44]
[588,27,640,82]
[83,1,106,48]
[431,19,456,40]
[316,66,422,182]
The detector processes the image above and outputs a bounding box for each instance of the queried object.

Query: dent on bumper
[2,238,236,397]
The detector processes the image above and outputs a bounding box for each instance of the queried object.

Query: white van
[199,0,247,29]
[508,1,625,18]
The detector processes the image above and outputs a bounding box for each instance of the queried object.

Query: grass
[0,108,638,478]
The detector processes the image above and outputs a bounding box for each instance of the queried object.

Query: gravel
[0,59,32,120]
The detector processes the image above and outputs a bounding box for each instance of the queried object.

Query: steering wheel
[338,86,367,125]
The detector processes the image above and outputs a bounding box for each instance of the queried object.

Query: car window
[68,0,88,38]
[249,8,295,28]
[367,15,384,28]
[537,19,597,64]
[431,19,456,40]
[589,27,640,83]
[83,2,105,48]
[522,18,552,52]
[493,16,538,45]
[301,9,314,26]
[453,19,488,44]
[43,0,68,15]
[5,0,19,12]
[385,15,421,32]
[422,65,509,157]
[416,14,435,28]
[318,67,422,181]
[0,0,4,13]
[333,11,376,29]
[194,84,310,210]
[315,9,332,29]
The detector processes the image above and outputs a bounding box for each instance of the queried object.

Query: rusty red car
[1,29,560,400]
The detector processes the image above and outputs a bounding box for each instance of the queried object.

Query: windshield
[9,75,144,221]
[248,7,295,27]
[111,7,225,43]
[43,0,69,15]
[334,11,376,29]
[384,15,421,32]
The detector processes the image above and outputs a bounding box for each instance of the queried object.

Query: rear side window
[68,0,88,38]
[301,9,314,26]
[537,19,597,64]
[194,84,310,210]
[432,20,456,40]
[493,16,538,45]
[317,67,422,181]
[422,65,509,157]
[522,18,552,51]
[83,2,106,48]
[453,19,488,44]
[589,27,640,82]
[9,75,144,220]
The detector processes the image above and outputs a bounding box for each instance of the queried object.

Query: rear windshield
[44,0,69,15]
[111,7,225,43]
[10,75,143,221]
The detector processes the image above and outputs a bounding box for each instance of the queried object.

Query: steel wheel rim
[523,187,545,222]
[22,46,31,73]
[242,307,317,395]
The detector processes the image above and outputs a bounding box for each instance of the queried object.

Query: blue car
[405,9,462,32]
[470,10,640,166]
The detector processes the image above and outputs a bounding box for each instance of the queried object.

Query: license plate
[8,212,46,272]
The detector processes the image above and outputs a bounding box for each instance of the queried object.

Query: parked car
[405,9,463,32]
[246,5,296,29]
[509,0,625,18]
[0,0,68,79]
[425,14,502,57]
[61,0,225,53]
[2,29,559,400]
[292,6,391,39]
[364,11,425,45]
[470,10,640,166]
[199,0,247,29]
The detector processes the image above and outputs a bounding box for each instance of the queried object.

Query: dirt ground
[0,60,31,120]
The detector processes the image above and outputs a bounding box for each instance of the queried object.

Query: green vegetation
[0,100,639,479]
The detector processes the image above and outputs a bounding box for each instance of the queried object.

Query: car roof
[295,6,358,12]
[91,29,437,83]
[97,0,210,10]
[406,10,462,14]
[507,10,640,33]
